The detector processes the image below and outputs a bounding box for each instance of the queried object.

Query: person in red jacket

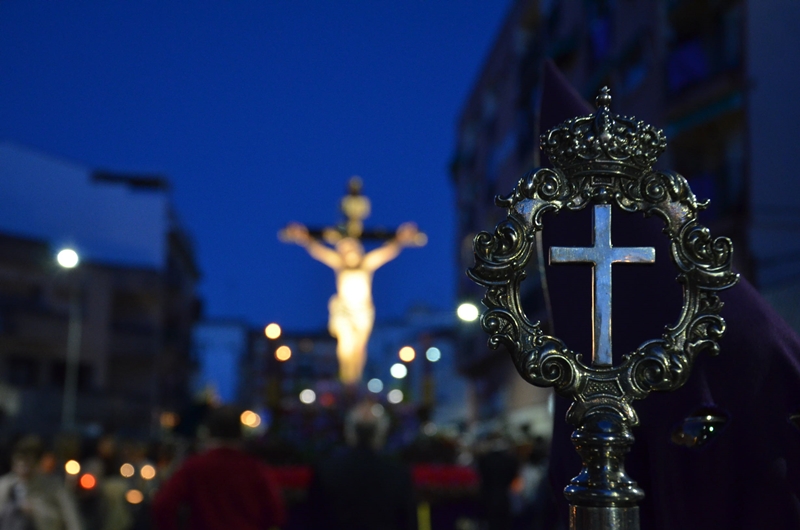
[152,406,286,530]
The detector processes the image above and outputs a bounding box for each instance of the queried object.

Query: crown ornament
[540,87,667,178]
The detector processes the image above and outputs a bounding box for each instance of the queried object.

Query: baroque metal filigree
[468,89,738,524]
[468,87,738,428]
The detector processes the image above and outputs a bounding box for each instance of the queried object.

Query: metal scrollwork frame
[468,88,739,529]
[468,166,738,427]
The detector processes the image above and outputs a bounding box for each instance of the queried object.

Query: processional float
[468,88,738,530]
[280,177,426,386]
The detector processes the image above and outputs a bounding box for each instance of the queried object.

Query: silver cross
[549,204,655,366]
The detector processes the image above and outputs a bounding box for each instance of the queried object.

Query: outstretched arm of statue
[279,223,342,269]
[362,222,426,272]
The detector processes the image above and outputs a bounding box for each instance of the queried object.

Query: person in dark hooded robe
[538,60,800,530]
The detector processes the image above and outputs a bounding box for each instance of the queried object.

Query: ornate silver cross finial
[468,88,738,530]
[550,204,655,366]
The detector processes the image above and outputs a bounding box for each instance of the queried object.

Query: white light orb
[387,389,404,404]
[57,248,79,269]
[425,347,441,362]
[299,389,316,404]
[457,302,479,322]
[371,403,385,416]
[367,378,384,393]
[423,422,438,436]
[390,363,407,379]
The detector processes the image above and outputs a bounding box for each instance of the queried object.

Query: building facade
[0,143,200,437]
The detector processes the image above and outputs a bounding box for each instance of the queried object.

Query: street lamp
[57,248,79,269]
[58,248,81,431]
[457,302,480,322]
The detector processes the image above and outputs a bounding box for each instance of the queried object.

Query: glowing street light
[57,248,82,431]
[457,302,480,322]
[264,323,282,339]
[398,346,415,362]
[390,363,408,379]
[56,248,79,269]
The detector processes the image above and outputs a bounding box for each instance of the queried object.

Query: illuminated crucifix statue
[280,177,426,385]
[550,204,655,366]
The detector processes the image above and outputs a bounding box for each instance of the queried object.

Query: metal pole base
[570,506,639,530]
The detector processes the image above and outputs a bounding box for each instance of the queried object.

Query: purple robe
[539,60,800,529]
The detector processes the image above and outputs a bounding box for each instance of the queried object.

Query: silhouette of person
[281,222,425,384]
[0,435,81,530]
[152,406,285,530]
[476,431,519,530]
[539,59,800,530]
[306,402,417,530]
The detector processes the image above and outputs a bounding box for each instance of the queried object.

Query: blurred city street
[1,1,800,529]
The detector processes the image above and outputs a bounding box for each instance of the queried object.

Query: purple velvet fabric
[539,60,800,529]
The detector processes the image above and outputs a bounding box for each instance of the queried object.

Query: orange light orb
[275,345,291,361]
[399,346,416,362]
[126,489,144,504]
[120,463,135,478]
[80,473,96,489]
[140,464,156,480]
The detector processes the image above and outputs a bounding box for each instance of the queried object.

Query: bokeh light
[80,473,96,489]
[390,363,408,379]
[160,411,178,428]
[240,410,261,428]
[425,347,441,362]
[299,389,316,404]
[371,403,385,416]
[457,302,480,322]
[120,463,135,478]
[275,345,291,361]
[399,346,415,362]
[126,489,144,505]
[64,460,80,475]
[387,389,404,404]
[264,323,281,339]
[320,392,335,407]
[140,464,156,480]
[367,378,383,393]
[56,248,79,268]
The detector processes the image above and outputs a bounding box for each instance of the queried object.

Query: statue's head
[336,237,364,267]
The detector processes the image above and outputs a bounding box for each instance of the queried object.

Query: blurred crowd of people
[0,402,558,530]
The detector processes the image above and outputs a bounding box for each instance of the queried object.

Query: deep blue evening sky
[0,2,510,331]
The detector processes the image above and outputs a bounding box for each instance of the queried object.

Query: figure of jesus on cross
[280,178,426,385]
